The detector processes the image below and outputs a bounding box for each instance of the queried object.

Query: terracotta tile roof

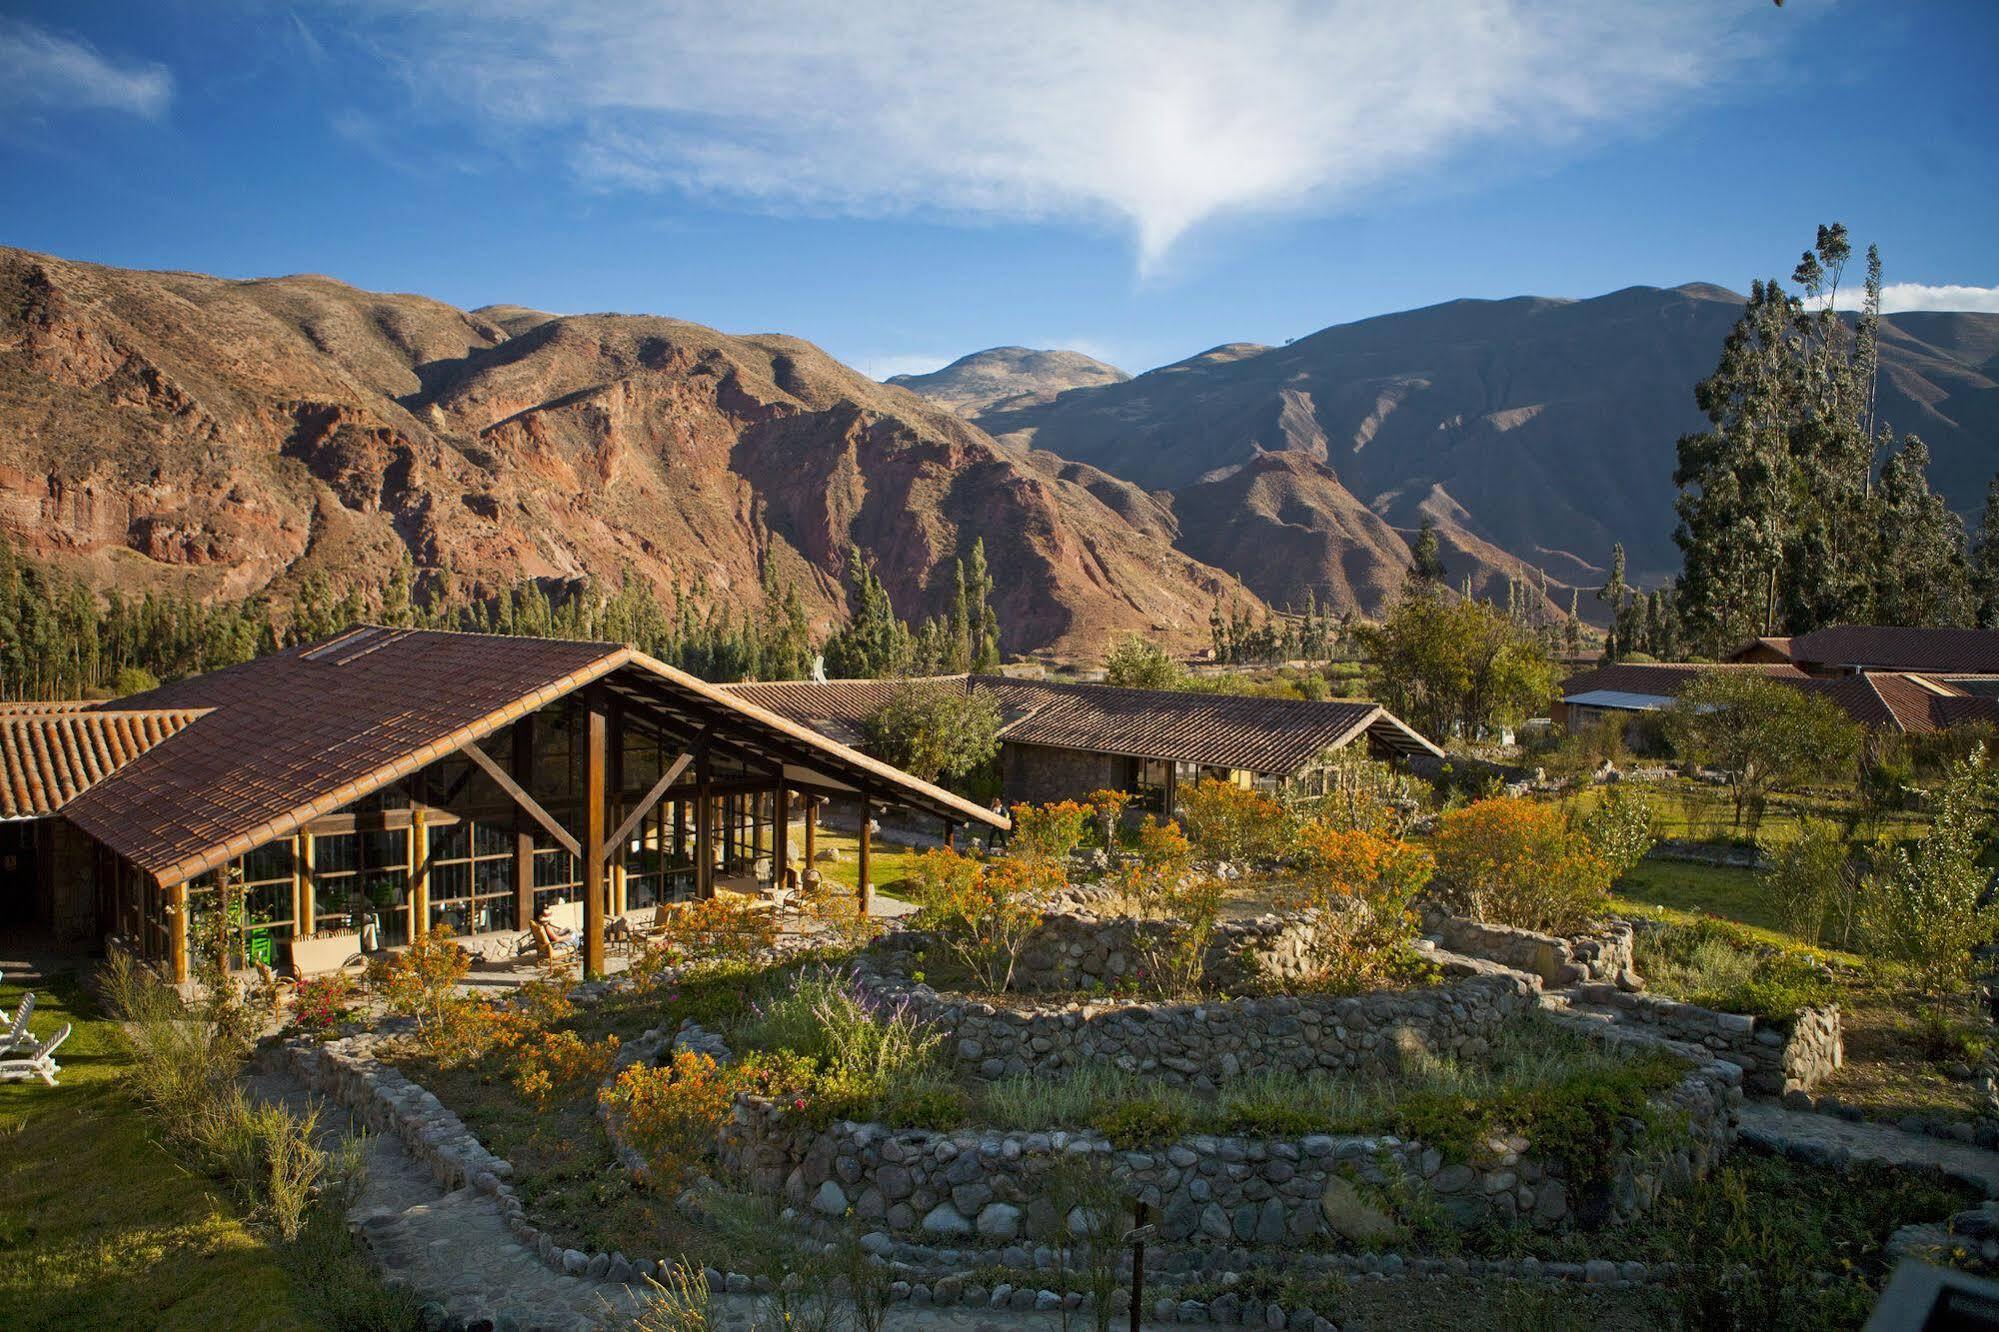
[1786,626,1999,675]
[0,706,209,820]
[1560,661,1999,735]
[62,627,1003,887]
[725,675,1442,773]
[1559,662,1810,701]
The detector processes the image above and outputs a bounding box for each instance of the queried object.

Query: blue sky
[2,1,1994,377]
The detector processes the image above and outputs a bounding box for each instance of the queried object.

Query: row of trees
[0,529,1002,699]
[1672,224,1999,653]
[820,541,1001,679]
[1208,592,1352,666]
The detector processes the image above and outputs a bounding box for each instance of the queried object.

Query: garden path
[243,1060,1089,1332]
[1738,1101,1999,1194]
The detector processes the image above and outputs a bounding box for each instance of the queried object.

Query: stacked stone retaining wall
[1571,982,1841,1096]
[851,950,1538,1088]
[1429,916,1637,989]
[716,1060,1737,1245]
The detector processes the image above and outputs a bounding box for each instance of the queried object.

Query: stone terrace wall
[716,1062,1737,1245]
[1430,916,1637,989]
[851,952,1537,1088]
[1572,982,1842,1096]
[870,907,1330,996]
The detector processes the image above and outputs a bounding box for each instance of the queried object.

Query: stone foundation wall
[1429,916,1637,989]
[851,952,1537,1088]
[1571,982,1841,1096]
[716,1063,1737,1245]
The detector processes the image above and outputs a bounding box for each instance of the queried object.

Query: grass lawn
[0,970,308,1332]
[807,829,942,906]
[1556,780,1929,851]
[1607,854,1983,1122]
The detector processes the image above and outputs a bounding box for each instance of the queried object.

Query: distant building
[724,675,1441,811]
[1557,637,1999,737]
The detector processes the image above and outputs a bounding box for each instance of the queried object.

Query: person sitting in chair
[536,901,579,952]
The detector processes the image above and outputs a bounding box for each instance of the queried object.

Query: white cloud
[1821,283,1999,314]
[352,0,1760,273]
[0,20,171,118]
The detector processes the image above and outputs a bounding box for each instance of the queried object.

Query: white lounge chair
[0,993,34,1056]
[0,1022,71,1086]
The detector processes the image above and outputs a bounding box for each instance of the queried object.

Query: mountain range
[941,285,1999,596]
[3,244,1993,662]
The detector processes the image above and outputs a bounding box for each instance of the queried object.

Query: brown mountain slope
[963,285,1999,586]
[0,246,1254,657]
[887,346,1129,418]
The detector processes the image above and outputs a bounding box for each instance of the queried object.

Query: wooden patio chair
[252,960,297,1017]
[0,1022,71,1087]
[528,919,579,964]
[0,992,35,1057]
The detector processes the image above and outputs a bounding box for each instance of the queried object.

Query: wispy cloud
[352,0,1762,273]
[0,19,171,118]
[1822,282,1999,314]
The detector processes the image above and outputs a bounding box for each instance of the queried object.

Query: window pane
[430,822,470,861]
[246,882,292,926]
[473,858,514,898]
[473,821,512,858]
[430,862,470,901]
[360,829,409,870]
[534,850,578,888]
[314,833,358,875]
[241,842,294,884]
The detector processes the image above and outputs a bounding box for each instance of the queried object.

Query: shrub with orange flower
[1008,800,1090,867]
[1082,788,1134,851]
[923,848,1058,992]
[654,894,779,964]
[1431,797,1611,934]
[512,1028,620,1106]
[1280,825,1437,993]
[1176,778,1288,864]
[366,928,473,1053]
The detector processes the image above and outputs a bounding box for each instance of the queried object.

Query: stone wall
[716,1060,1737,1245]
[1571,982,1842,1096]
[852,950,1537,1088]
[1430,916,1638,989]
[1001,742,1127,807]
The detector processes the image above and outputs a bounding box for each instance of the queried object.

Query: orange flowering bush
[1083,788,1134,850]
[1281,825,1437,993]
[602,1051,740,1187]
[654,895,779,963]
[366,928,472,1053]
[923,848,1059,992]
[1008,800,1090,866]
[1133,815,1193,874]
[513,1028,620,1105]
[1176,778,1288,864]
[1432,797,1611,934]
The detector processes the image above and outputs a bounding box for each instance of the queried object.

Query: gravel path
[244,1062,1081,1332]
[1738,1101,1999,1194]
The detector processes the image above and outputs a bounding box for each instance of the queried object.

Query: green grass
[808,829,942,906]
[0,971,308,1332]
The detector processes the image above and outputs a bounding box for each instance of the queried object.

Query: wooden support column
[168,878,189,985]
[410,773,430,939]
[803,797,817,875]
[608,699,626,917]
[944,821,957,852]
[857,789,874,918]
[582,689,608,977]
[773,778,790,894]
[512,715,536,930]
[694,753,713,899]
[298,832,316,936]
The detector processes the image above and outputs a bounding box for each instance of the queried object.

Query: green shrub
[1090,1097,1191,1148]
[1635,919,1834,1022]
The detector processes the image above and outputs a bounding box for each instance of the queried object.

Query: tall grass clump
[730,967,959,1124]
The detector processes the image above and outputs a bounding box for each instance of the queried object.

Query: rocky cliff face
[0,247,1253,656]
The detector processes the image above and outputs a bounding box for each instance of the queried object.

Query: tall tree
[1673,225,1913,651]
[1872,436,1974,626]
[1971,474,1999,629]
[1596,544,1629,659]
[1409,515,1445,581]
